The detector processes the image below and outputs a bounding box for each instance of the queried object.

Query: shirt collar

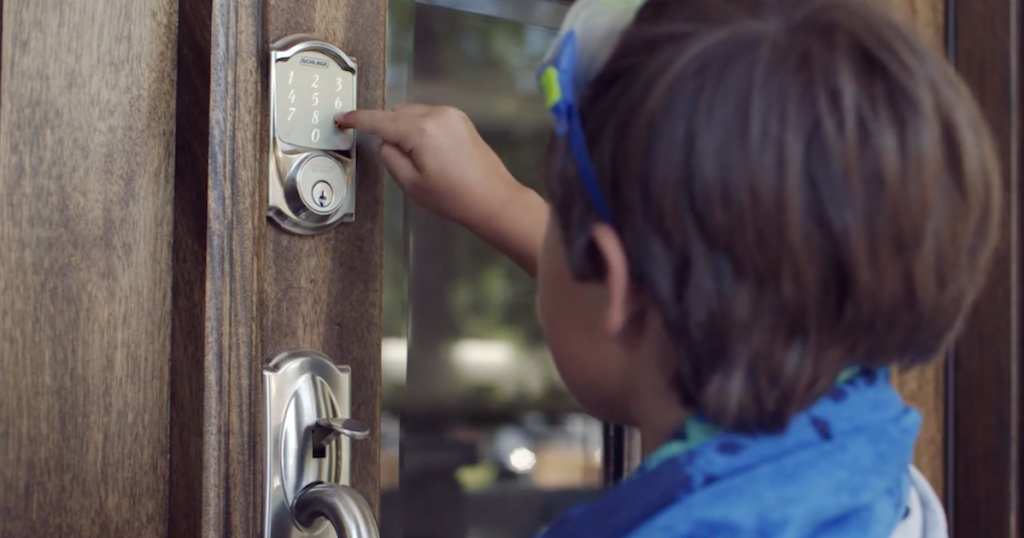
[642,366,864,472]
[541,367,902,538]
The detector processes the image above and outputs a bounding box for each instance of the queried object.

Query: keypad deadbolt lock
[268,35,357,235]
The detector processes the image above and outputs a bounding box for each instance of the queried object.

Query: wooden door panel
[0,0,179,535]
[0,0,386,535]
[947,0,1021,535]
[262,0,387,512]
[167,1,387,537]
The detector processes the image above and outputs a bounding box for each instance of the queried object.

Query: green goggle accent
[540,66,563,110]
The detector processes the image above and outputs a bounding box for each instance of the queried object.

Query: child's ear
[590,223,637,335]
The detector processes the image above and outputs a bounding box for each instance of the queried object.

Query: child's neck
[634,401,694,458]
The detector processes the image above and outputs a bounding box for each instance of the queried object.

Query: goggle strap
[567,105,615,224]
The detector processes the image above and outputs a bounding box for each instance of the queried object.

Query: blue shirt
[541,368,920,538]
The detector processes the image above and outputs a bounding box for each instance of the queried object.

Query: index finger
[335,109,413,145]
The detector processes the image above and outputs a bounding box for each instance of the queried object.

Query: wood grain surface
[947,0,1021,535]
[168,0,214,536]
[261,0,388,515]
[0,0,179,535]
[168,1,387,537]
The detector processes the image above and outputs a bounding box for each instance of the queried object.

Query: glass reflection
[381,3,605,538]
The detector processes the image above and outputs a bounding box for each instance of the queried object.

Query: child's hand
[336,104,549,277]
[335,104,521,229]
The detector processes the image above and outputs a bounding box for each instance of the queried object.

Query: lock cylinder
[267,34,358,235]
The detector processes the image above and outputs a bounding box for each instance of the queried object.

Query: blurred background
[379,1,608,537]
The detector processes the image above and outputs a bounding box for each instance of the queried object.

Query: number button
[275,54,354,150]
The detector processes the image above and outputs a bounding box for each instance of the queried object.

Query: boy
[338,0,999,536]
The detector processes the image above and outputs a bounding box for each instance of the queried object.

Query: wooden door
[0,0,387,536]
[944,0,1022,536]
[0,0,178,534]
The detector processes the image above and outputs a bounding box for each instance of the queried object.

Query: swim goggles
[537,0,648,225]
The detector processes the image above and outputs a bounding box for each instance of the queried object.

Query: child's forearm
[465,183,549,278]
[336,107,548,273]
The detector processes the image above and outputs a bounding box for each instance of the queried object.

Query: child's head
[536,0,1001,433]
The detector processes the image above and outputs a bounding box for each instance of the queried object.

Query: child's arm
[336,105,549,277]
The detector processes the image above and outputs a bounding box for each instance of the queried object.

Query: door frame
[945,0,1022,535]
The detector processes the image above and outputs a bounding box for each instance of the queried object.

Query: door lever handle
[311,418,370,458]
[264,348,373,537]
[294,483,380,538]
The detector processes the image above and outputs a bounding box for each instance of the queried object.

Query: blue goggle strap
[539,31,615,225]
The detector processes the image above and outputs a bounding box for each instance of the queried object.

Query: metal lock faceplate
[268,35,357,235]
[264,349,360,538]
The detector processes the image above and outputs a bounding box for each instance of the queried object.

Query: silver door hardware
[263,348,379,538]
[311,418,371,458]
[294,484,380,538]
[268,35,358,235]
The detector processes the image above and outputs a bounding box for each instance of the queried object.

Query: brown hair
[544,0,1001,432]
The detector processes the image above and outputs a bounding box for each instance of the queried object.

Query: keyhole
[311,181,333,210]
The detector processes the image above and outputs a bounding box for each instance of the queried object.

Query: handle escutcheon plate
[263,348,366,538]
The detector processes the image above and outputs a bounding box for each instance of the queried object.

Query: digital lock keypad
[267,35,357,235]
[273,51,356,152]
